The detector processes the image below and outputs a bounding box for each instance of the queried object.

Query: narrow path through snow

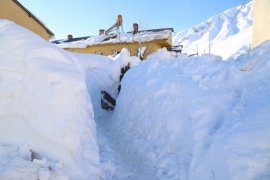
[95,110,157,180]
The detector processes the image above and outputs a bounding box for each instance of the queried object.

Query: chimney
[133,23,139,34]
[99,29,105,35]
[67,34,73,40]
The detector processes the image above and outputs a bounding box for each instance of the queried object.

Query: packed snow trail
[81,58,157,179]
[76,49,156,180]
[96,111,157,179]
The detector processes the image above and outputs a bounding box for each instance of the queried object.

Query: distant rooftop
[52,28,174,49]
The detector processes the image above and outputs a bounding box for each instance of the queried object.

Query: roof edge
[13,0,54,36]
[53,28,174,43]
[62,38,172,49]
[127,28,174,33]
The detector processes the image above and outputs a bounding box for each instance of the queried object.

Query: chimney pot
[99,29,105,35]
[67,34,73,40]
[133,23,139,34]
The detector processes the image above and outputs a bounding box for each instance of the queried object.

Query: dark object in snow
[29,149,40,161]
[167,45,183,54]
[188,52,199,57]
[118,63,131,93]
[101,90,116,111]
[101,63,131,111]
[52,36,90,44]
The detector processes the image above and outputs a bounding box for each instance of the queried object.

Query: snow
[0,145,66,179]
[1,1,270,179]
[72,34,270,179]
[54,30,172,49]
[0,19,101,179]
[75,49,161,179]
[111,42,270,179]
[173,1,253,59]
[72,48,146,179]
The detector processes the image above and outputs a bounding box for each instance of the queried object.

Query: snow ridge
[173,1,252,59]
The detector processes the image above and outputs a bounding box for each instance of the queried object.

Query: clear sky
[18,0,248,39]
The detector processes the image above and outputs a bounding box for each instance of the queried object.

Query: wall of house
[0,0,52,40]
[64,40,171,59]
[252,0,270,47]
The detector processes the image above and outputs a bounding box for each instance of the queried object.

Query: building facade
[0,0,54,40]
[54,28,174,59]
[252,0,270,47]
[63,37,173,59]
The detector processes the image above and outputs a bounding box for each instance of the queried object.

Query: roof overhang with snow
[53,28,174,49]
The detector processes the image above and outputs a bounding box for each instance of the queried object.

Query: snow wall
[0,20,101,179]
[113,45,270,180]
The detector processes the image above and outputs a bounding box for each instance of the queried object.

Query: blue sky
[18,0,248,39]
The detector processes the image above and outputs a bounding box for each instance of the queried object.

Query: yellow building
[252,0,270,47]
[0,0,54,40]
[53,28,174,59]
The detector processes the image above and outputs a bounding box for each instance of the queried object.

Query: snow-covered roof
[53,28,173,49]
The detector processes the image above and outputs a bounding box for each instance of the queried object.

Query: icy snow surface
[173,1,253,59]
[0,19,101,179]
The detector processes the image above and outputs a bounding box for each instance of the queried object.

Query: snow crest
[173,1,253,59]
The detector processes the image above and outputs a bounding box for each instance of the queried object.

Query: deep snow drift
[1,1,270,179]
[0,20,101,179]
[112,45,270,179]
[173,1,252,59]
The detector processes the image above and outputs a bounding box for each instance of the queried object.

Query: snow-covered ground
[73,49,149,179]
[173,1,252,59]
[1,1,270,179]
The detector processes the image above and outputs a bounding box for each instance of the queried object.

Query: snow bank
[0,19,101,179]
[173,1,252,59]
[113,42,270,179]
